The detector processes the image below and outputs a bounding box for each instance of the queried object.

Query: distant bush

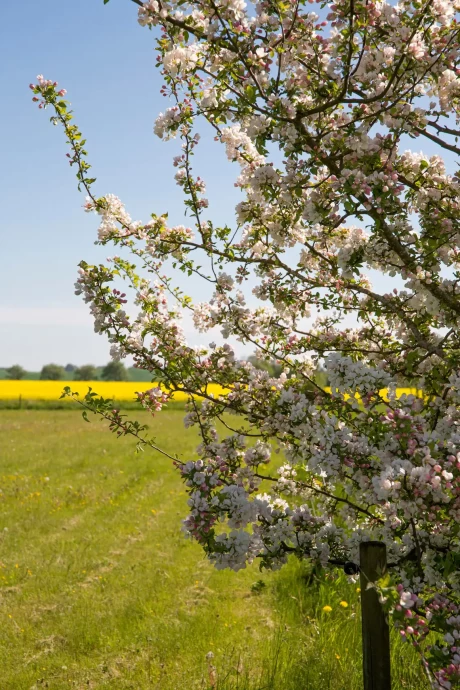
[6,365,26,380]
[40,364,66,381]
[247,356,283,378]
[74,364,98,381]
[101,361,128,382]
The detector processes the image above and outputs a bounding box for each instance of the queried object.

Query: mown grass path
[0,411,426,689]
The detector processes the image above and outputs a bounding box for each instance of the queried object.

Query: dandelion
[340,601,349,608]
[323,605,332,612]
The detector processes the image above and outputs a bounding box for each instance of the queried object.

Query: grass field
[0,410,427,689]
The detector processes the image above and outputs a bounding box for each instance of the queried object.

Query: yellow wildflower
[322,605,332,612]
[340,601,348,608]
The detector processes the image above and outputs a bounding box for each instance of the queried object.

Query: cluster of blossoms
[32,0,460,683]
[29,75,65,108]
[137,386,170,412]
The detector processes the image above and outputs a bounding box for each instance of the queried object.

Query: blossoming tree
[32,0,460,685]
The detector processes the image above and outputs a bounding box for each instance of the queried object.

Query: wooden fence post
[360,541,392,690]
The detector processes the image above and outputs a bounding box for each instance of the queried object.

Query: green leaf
[245,85,257,104]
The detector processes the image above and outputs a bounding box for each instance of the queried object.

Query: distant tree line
[3,361,150,382]
[4,360,328,384]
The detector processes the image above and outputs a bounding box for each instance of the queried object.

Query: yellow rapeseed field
[325,387,425,402]
[0,381,227,402]
[0,380,424,403]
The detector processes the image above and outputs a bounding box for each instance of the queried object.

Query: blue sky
[1,0,241,369]
[2,1,453,370]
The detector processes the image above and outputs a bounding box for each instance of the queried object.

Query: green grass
[0,410,427,689]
